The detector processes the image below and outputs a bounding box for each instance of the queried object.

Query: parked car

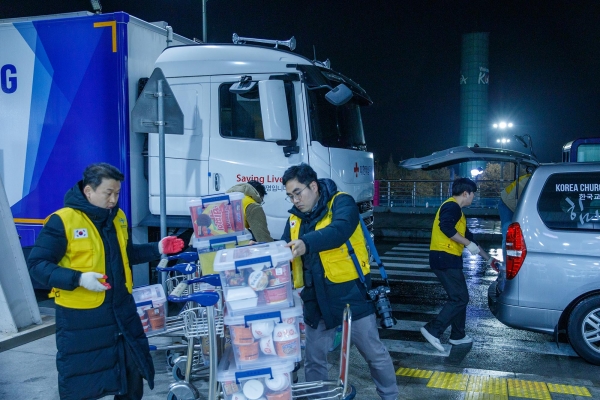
[488,162,600,365]
[400,147,600,365]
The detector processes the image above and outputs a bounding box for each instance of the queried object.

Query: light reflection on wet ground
[466,217,501,235]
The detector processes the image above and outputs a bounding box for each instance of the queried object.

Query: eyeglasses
[285,185,309,203]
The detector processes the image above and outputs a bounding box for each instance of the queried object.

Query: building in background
[459,32,489,177]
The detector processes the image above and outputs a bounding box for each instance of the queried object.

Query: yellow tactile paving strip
[426,371,469,391]
[507,379,551,400]
[395,367,433,378]
[396,367,592,398]
[464,393,508,400]
[547,382,592,396]
[467,376,509,396]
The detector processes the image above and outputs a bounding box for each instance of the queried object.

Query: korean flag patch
[290,220,297,229]
[74,228,88,239]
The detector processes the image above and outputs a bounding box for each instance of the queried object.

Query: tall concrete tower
[459,32,489,177]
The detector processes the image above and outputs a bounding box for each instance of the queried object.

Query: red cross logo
[354,162,359,177]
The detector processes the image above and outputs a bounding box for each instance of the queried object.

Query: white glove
[79,272,109,292]
[466,241,480,255]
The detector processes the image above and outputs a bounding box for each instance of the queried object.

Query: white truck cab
[147,39,375,237]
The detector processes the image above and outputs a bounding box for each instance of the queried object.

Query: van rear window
[537,172,600,231]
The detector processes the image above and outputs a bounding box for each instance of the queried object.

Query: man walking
[282,163,398,400]
[420,177,493,351]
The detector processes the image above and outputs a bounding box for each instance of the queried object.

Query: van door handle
[214,173,221,191]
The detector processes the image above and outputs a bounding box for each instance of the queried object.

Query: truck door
[208,74,306,238]
[147,78,211,216]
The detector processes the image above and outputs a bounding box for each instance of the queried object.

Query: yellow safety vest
[429,197,466,256]
[241,195,256,229]
[500,174,531,212]
[49,208,132,309]
[289,192,370,287]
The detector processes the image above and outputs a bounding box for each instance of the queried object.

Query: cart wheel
[166,350,183,368]
[342,384,357,400]
[167,380,200,400]
[172,356,188,381]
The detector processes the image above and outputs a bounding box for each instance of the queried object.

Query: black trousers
[424,268,469,340]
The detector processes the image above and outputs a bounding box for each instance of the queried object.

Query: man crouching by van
[28,163,184,400]
[282,163,399,400]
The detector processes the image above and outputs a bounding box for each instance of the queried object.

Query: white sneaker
[449,335,473,345]
[420,327,444,352]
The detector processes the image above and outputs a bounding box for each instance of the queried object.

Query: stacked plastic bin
[133,284,167,334]
[214,241,300,400]
[188,192,252,276]
[187,192,253,366]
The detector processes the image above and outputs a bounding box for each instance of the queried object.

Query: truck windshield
[308,88,367,151]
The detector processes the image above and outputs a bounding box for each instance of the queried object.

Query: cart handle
[156,262,198,274]
[186,274,221,287]
[168,290,220,306]
[156,252,199,269]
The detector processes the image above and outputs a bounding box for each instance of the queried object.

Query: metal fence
[376,179,512,209]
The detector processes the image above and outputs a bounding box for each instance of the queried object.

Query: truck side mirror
[258,80,292,142]
[325,83,353,106]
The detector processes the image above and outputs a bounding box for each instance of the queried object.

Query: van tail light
[505,222,527,280]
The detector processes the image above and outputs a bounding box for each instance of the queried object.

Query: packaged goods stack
[214,241,300,400]
[187,192,253,366]
[188,193,252,276]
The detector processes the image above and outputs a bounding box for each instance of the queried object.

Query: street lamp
[492,121,514,180]
[496,137,511,149]
[492,121,513,129]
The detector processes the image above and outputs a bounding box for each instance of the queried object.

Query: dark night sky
[2,0,600,163]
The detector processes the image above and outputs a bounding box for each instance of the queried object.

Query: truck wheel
[567,295,600,365]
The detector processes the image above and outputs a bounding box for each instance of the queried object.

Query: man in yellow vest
[420,178,493,352]
[28,163,184,400]
[226,180,273,242]
[282,163,398,400]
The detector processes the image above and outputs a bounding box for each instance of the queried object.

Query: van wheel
[567,296,600,365]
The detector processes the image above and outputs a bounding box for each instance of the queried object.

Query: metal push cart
[291,305,356,400]
[165,278,225,400]
[147,253,213,371]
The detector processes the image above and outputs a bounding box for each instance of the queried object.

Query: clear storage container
[194,232,253,275]
[188,192,245,239]
[224,295,303,369]
[213,241,294,316]
[217,347,294,400]
[132,284,166,334]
